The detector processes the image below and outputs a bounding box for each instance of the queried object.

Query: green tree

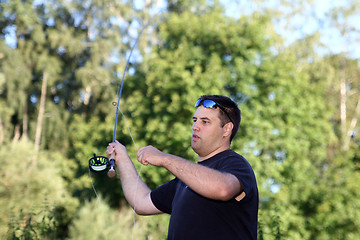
[1,0,359,238]
[283,34,360,239]
[0,0,141,236]
[121,4,272,187]
[124,2,360,238]
[0,41,32,143]
[0,142,78,238]
[69,198,169,239]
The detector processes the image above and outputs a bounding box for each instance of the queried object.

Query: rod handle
[107,152,116,178]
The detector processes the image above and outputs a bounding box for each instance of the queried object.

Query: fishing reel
[89,153,116,178]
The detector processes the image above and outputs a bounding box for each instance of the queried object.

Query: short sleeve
[219,156,257,200]
[150,178,178,214]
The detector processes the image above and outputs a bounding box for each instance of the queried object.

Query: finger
[106,149,113,156]
[137,147,144,159]
[137,152,143,163]
[136,149,140,159]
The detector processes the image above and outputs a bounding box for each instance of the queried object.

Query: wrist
[115,152,130,164]
[160,153,173,168]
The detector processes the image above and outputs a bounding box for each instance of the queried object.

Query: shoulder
[218,150,249,166]
[201,150,249,171]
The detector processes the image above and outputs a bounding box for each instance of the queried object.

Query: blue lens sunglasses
[195,99,234,124]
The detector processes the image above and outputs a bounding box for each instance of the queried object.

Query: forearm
[108,141,162,215]
[115,154,151,211]
[161,154,241,201]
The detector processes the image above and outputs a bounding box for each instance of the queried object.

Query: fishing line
[112,14,156,143]
[110,13,159,239]
[112,7,166,140]
[120,108,143,238]
[89,110,141,240]
[89,169,109,240]
[110,10,164,235]
[89,9,165,240]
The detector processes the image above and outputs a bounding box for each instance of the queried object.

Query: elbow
[133,206,150,216]
[134,208,161,216]
[213,174,242,201]
[215,185,237,201]
[134,209,147,216]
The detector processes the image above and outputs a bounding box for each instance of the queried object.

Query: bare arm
[107,141,162,215]
[137,146,242,201]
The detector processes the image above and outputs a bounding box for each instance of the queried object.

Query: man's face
[191,106,229,160]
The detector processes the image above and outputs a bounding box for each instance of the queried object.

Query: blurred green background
[0,0,359,239]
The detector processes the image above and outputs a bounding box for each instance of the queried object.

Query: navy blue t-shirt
[150,150,258,240]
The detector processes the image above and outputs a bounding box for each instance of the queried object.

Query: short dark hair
[198,95,241,142]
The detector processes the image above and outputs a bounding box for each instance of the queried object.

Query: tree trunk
[34,72,48,152]
[345,96,360,149]
[340,67,347,150]
[21,101,29,141]
[12,124,20,142]
[0,114,4,144]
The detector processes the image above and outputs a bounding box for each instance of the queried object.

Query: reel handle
[107,152,116,178]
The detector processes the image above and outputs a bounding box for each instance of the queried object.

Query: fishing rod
[88,11,163,177]
[87,9,164,240]
[88,24,144,177]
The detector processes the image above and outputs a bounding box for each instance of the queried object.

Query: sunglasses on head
[195,98,233,124]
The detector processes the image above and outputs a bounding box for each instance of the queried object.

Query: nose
[192,120,199,131]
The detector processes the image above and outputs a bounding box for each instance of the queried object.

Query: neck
[197,145,230,162]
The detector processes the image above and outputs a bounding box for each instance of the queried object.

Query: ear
[223,122,233,138]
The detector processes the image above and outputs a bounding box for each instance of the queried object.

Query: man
[107,95,258,239]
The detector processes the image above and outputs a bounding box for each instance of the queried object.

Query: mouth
[192,134,200,141]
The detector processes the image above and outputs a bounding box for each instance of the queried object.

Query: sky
[132,0,360,58]
[4,0,360,59]
[222,0,360,58]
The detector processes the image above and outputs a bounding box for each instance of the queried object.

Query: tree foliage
[0,141,78,238]
[0,0,359,239]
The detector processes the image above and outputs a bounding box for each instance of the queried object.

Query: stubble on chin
[191,140,201,155]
